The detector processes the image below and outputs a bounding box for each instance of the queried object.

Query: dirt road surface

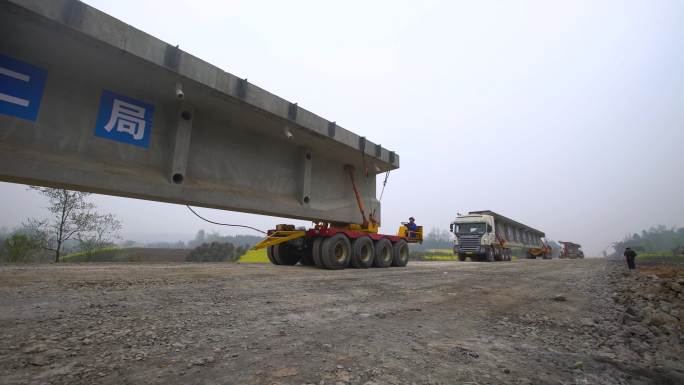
[1,259,682,385]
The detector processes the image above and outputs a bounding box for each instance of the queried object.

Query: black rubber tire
[373,238,393,268]
[351,237,374,268]
[320,234,351,270]
[458,254,466,262]
[505,249,512,261]
[266,246,279,265]
[391,240,409,267]
[312,238,325,268]
[485,248,495,262]
[272,243,300,265]
[300,254,315,266]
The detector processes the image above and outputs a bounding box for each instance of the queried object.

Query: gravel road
[1,259,682,385]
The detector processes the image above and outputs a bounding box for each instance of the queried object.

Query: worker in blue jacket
[406,217,418,238]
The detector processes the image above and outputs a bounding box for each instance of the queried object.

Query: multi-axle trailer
[256,222,422,270]
[254,166,423,270]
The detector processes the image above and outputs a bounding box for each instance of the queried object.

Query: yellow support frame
[397,225,423,243]
[253,230,306,250]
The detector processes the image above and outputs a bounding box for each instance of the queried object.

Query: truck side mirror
[449,223,454,232]
[487,224,492,232]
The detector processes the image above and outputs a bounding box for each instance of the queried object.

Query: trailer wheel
[272,243,300,265]
[373,238,393,268]
[297,239,314,266]
[312,238,325,268]
[351,237,374,268]
[458,254,466,262]
[321,234,351,270]
[300,254,315,266]
[392,240,409,267]
[266,246,280,265]
[505,249,512,261]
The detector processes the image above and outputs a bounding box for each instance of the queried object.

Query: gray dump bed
[469,210,546,248]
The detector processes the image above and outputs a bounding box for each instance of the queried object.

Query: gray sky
[2,0,683,254]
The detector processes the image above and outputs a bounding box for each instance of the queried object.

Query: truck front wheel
[486,248,495,262]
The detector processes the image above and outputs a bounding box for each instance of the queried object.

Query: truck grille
[457,234,482,252]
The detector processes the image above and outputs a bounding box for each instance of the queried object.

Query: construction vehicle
[253,165,423,269]
[558,241,584,259]
[450,210,550,262]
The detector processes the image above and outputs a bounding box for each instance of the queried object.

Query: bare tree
[24,187,121,262]
[77,213,122,257]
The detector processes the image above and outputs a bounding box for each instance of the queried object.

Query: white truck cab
[450,213,502,262]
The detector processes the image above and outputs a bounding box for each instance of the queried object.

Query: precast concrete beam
[0,0,399,225]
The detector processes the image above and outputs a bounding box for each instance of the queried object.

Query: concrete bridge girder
[0,0,400,225]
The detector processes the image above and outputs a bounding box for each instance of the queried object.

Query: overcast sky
[1,0,683,255]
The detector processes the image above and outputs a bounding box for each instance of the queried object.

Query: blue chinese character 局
[94,90,155,148]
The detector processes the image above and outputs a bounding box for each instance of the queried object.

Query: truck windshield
[456,223,486,234]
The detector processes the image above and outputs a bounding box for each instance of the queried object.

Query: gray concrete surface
[0,0,398,225]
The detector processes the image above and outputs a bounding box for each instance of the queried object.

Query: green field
[237,248,269,263]
[410,248,457,261]
[62,247,189,262]
[426,248,453,254]
[421,254,458,261]
[636,251,682,260]
[61,247,121,262]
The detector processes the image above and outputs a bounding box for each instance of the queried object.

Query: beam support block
[300,148,312,206]
[169,104,194,185]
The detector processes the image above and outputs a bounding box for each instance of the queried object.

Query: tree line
[1,187,121,263]
[0,187,261,263]
[611,225,684,256]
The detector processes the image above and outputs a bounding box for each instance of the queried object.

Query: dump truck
[0,0,421,270]
[450,210,550,262]
[558,241,584,259]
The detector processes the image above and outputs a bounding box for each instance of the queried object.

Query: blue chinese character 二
[94,90,154,148]
[0,53,48,121]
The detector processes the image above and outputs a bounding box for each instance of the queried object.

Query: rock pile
[607,265,684,375]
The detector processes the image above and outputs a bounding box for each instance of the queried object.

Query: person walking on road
[623,247,637,270]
